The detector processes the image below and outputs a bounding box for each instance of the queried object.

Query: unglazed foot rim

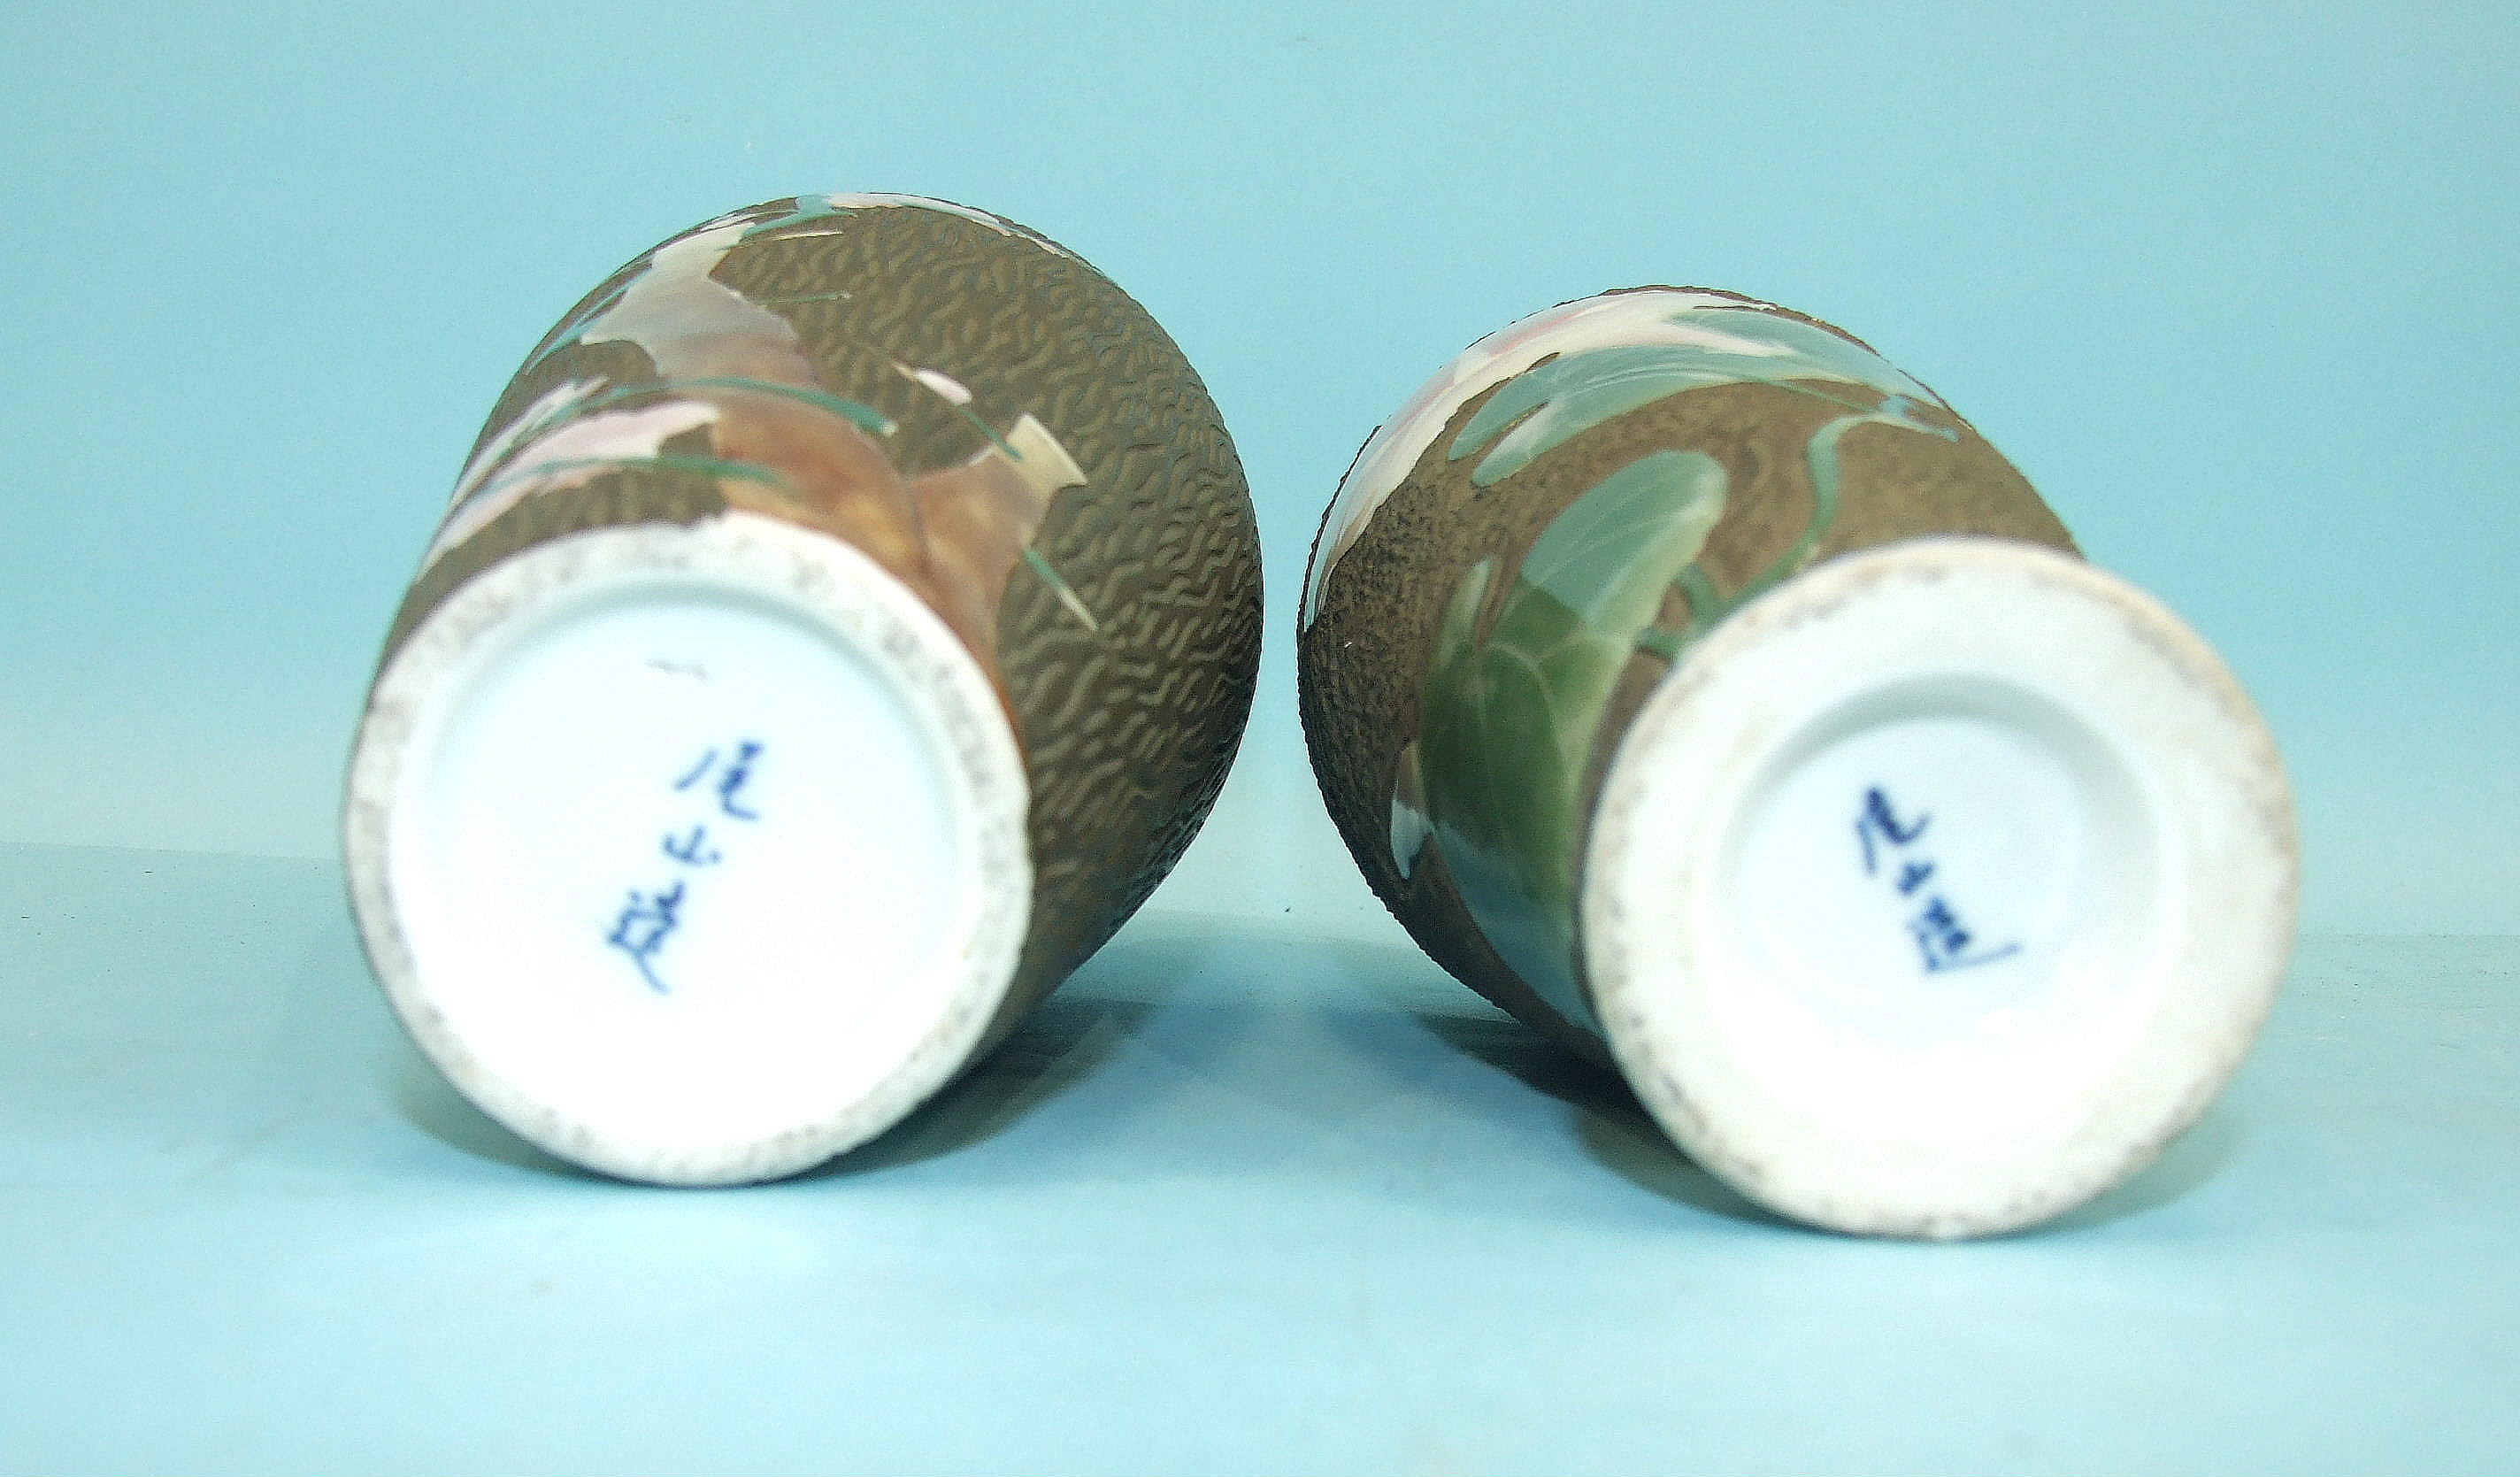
[344,511,1030,1185]
[1583,537,2298,1238]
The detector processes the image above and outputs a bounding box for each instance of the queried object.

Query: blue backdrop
[1,0,2512,933]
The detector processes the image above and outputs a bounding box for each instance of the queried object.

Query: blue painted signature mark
[1856,785,2020,974]
[607,739,766,992]
[661,825,720,866]
[674,740,764,820]
[605,880,685,993]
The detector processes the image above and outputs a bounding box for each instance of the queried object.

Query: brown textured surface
[1298,320,2073,1051]
[378,199,1261,1034]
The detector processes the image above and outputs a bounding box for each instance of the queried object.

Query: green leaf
[1518,450,1728,629]
[1447,306,1946,487]
[1411,450,1732,1025]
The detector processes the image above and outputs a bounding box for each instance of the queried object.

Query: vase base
[344,512,1030,1185]
[1584,537,2296,1237]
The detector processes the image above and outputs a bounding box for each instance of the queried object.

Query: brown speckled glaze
[373,194,1261,1039]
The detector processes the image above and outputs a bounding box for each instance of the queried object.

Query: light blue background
[1,0,2513,931]
[3,4,2517,1473]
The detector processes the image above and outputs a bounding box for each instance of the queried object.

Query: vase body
[1300,288,2293,1236]
[348,194,1260,1183]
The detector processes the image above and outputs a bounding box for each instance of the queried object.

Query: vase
[1299,287,2295,1236]
[345,194,1261,1184]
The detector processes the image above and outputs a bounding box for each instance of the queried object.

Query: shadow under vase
[391,934,1194,1184]
[1402,994,2245,1237]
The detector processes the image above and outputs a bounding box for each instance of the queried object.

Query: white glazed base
[1583,538,2296,1238]
[344,512,1030,1185]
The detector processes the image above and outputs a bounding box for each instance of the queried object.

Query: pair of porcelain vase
[344,194,2296,1238]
